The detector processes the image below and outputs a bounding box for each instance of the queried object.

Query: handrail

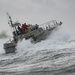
[39,20,58,30]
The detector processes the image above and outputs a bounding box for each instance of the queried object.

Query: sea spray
[16,26,75,56]
[0,26,75,75]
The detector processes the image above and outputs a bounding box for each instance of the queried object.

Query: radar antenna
[7,13,13,26]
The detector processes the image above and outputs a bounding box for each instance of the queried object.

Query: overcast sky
[0,0,75,40]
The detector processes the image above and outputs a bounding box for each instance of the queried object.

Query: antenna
[7,13,13,26]
[6,12,16,30]
[6,12,16,33]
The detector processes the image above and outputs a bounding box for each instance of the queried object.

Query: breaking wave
[16,26,73,55]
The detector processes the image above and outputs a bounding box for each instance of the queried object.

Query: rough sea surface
[0,26,75,75]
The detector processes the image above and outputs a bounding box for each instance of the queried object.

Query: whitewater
[0,26,75,75]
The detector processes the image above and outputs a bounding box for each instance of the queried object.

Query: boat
[3,13,62,54]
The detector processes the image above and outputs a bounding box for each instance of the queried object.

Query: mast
[7,13,17,31]
[7,13,13,26]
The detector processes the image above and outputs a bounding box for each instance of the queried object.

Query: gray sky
[0,0,75,39]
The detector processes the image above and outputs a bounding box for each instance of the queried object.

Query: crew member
[22,23,28,33]
[22,23,26,28]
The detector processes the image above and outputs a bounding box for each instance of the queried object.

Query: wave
[0,26,75,75]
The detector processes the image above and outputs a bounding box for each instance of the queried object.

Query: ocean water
[0,26,75,75]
